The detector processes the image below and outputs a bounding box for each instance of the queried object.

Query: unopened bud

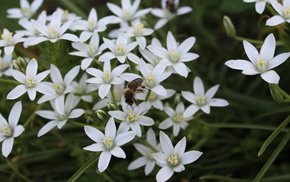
[269,84,284,103]
[174,93,181,104]
[223,16,236,38]
[107,102,118,110]
[95,109,108,121]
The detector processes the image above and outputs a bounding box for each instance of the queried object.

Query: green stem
[144,89,151,102]
[200,175,251,182]
[67,154,99,182]
[110,87,118,106]
[258,114,290,156]
[254,128,290,182]
[6,159,32,182]
[234,36,283,46]
[0,78,19,85]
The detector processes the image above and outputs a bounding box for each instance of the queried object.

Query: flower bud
[174,93,181,104]
[95,109,108,121]
[223,16,236,38]
[269,84,284,103]
[107,102,118,110]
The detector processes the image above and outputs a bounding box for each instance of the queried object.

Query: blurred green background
[1,0,290,182]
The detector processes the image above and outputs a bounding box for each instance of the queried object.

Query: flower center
[168,155,179,166]
[133,23,144,36]
[1,126,12,137]
[103,70,111,83]
[197,95,206,106]
[116,43,127,56]
[53,82,65,94]
[256,56,267,72]
[48,25,58,38]
[285,6,290,17]
[146,73,155,83]
[170,50,180,63]
[103,136,113,149]
[26,76,36,88]
[123,9,131,20]
[87,43,96,55]
[173,111,184,123]
[0,59,7,71]
[126,111,140,123]
[75,85,84,93]
[1,32,13,45]
[57,112,67,121]
[88,18,97,31]
[149,92,157,101]
[21,6,31,18]
[148,150,155,160]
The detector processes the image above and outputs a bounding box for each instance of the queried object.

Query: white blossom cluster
[0,0,229,181]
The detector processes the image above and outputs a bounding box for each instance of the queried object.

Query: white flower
[0,51,13,77]
[48,8,81,24]
[135,89,175,110]
[152,131,202,182]
[128,128,161,175]
[38,65,80,106]
[83,117,136,172]
[93,83,125,110]
[99,34,138,63]
[7,58,55,101]
[125,18,154,49]
[0,28,25,55]
[28,10,79,46]
[225,33,290,84]
[139,38,163,67]
[36,93,84,137]
[70,8,115,42]
[0,101,24,157]
[18,10,47,48]
[243,0,269,14]
[107,0,152,24]
[109,102,154,137]
[151,0,192,29]
[69,31,106,70]
[71,73,98,103]
[266,0,290,26]
[159,102,192,136]
[147,31,199,77]
[86,60,128,99]
[181,77,229,117]
[122,61,171,97]
[7,0,43,21]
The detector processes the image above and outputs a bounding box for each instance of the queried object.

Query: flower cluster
[0,0,230,181]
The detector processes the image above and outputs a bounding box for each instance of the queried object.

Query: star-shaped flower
[181,76,229,117]
[225,33,290,84]
[0,101,25,157]
[83,117,136,172]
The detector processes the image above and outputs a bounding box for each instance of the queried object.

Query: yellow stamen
[173,111,184,123]
[126,111,140,123]
[168,155,179,166]
[103,137,113,148]
[26,76,36,87]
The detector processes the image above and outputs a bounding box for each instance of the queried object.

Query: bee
[124,78,145,106]
[166,0,177,14]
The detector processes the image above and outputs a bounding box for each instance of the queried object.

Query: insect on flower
[166,0,177,14]
[124,78,145,106]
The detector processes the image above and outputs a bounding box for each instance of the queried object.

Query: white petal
[180,151,202,165]
[159,131,173,153]
[205,85,219,100]
[260,33,275,60]
[6,85,27,100]
[261,70,280,84]
[173,63,189,77]
[183,105,199,118]
[84,126,104,143]
[37,121,57,137]
[181,91,196,104]
[98,84,111,99]
[174,137,186,156]
[2,138,14,157]
[145,160,156,175]
[13,125,25,138]
[255,1,266,14]
[83,143,105,152]
[69,109,84,118]
[243,41,259,64]
[156,166,174,182]
[151,85,167,97]
[128,157,147,170]
[225,59,256,71]
[209,99,229,107]
[8,101,22,128]
[194,77,204,95]
[110,146,126,158]
[115,131,135,146]
[266,15,285,26]
[159,118,173,129]
[268,52,290,70]
[98,151,112,172]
